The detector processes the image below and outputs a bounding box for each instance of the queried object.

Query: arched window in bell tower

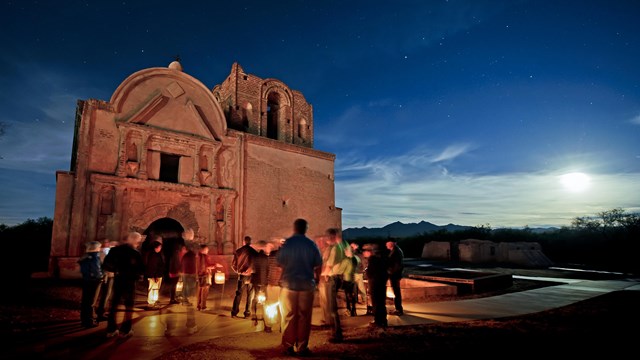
[267,92,280,140]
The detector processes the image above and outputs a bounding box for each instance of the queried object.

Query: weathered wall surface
[50,62,340,278]
[242,135,340,241]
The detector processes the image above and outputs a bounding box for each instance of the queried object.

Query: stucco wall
[243,137,340,241]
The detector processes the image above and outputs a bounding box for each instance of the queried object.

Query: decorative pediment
[111,67,227,141]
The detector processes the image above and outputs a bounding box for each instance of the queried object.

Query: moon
[560,172,590,192]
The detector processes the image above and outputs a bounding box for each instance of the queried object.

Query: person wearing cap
[78,241,103,328]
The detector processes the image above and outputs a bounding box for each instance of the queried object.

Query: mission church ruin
[50,61,341,277]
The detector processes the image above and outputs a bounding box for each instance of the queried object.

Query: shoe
[106,330,119,338]
[187,326,198,335]
[200,307,207,311]
[231,312,238,318]
[350,310,357,317]
[297,348,313,357]
[169,299,180,305]
[243,311,251,318]
[282,346,296,356]
[389,310,404,316]
[264,326,272,333]
[120,329,134,338]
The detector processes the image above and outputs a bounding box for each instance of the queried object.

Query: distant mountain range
[342,221,471,239]
[342,220,558,239]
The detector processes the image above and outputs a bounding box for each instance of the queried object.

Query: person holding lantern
[144,239,164,309]
[249,241,270,329]
[196,244,220,311]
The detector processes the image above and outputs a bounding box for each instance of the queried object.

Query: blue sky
[0,0,638,228]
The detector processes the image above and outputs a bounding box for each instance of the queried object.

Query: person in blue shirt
[276,219,322,357]
[78,241,103,328]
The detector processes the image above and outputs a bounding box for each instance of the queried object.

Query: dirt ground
[156,290,639,359]
[2,264,636,359]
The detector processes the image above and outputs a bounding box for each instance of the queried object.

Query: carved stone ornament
[126,161,139,177]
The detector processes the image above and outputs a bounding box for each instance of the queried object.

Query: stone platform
[408,270,513,294]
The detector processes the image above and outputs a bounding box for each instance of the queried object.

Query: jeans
[231,275,254,316]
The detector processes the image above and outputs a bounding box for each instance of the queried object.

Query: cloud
[630,113,640,125]
[0,62,106,174]
[335,148,640,229]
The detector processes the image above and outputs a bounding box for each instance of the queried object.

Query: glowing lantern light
[148,281,160,304]
[214,271,225,285]
[265,302,279,325]
[386,287,395,299]
[257,290,266,304]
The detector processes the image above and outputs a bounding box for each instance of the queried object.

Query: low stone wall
[408,271,513,294]
[388,278,458,300]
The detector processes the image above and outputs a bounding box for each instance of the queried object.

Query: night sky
[0,0,638,229]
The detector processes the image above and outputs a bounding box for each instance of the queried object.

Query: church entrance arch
[141,217,185,260]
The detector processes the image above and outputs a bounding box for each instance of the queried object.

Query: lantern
[265,302,279,325]
[386,286,395,299]
[256,290,266,304]
[214,270,225,285]
[148,280,160,304]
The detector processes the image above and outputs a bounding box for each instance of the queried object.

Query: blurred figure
[181,243,197,307]
[78,241,103,328]
[338,244,358,317]
[95,240,118,322]
[196,244,218,311]
[319,228,350,343]
[364,242,389,328]
[277,219,322,356]
[386,239,404,316]
[103,232,144,338]
[266,241,283,333]
[231,236,257,318]
[350,242,368,309]
[166,231,190,304]
[250,241,270,328]
[144,240,164,309]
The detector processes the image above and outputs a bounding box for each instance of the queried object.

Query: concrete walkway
[8,277,639,360]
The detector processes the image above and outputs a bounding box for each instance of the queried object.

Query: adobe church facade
[50,61,341,277]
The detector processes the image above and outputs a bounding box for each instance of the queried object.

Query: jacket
[232,244,257,275]
[102,244,144,280]
[78,252,103,281]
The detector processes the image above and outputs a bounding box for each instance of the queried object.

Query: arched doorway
[143,218,186,299]
[142,217,185,271]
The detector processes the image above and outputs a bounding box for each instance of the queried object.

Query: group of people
[255,219,404,356]
[78,230,221,337]
[77,218,404,357]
